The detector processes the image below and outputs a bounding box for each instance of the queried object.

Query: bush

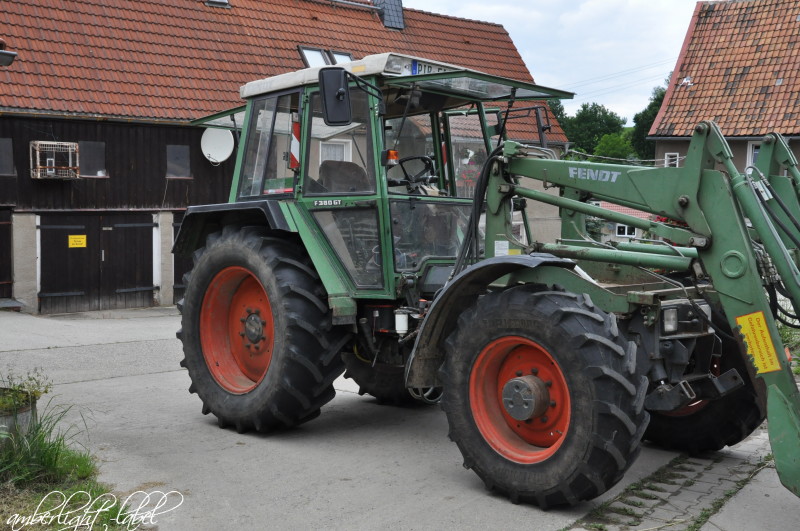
[0,368,52,413]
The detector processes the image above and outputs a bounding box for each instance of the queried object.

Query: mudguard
[404,253,574,389]
[172,200,291,256]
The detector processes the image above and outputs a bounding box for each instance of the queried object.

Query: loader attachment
[724,128,800,496]
[490,122,800,497]
[767,384,800,495]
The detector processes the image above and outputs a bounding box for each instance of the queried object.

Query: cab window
[384,114,438,194]
[445,112,498,198]
[238,92,299,199]
[304,90,375,195]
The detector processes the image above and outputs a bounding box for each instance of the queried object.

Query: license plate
[412,60,452,76]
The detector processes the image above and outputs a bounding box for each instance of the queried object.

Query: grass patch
[606,505,643,518]
[0,400,127,528]
[620,498,644,508]
[1,400,92,485]
[630,490,660,500]
[641,481,668,493]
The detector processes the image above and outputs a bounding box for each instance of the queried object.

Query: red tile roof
[652,0,800,138]
[0,0,566,142]
[599,201,652,220]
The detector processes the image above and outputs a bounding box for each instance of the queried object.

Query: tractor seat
[318,160,372,193]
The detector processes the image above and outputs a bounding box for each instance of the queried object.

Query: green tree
[563,103,626,154]
[592,131,635,162]
[631,85,666,161]
[548,99,568,126]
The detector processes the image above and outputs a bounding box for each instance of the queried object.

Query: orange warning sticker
[735,311,782,373]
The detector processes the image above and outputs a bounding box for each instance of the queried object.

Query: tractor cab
[227,53,571,302]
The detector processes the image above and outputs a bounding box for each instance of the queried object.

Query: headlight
[660,300,713,336]
[663,308,679,333]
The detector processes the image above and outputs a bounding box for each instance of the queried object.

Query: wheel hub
[501,375,550,421]
[243,311,266,344]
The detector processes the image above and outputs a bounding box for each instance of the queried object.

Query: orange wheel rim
[469,336,571,464]
[200,266,275,394]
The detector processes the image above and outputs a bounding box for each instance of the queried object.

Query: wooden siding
[0,116,234,211]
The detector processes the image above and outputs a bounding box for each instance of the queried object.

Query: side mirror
[319,68,352,126]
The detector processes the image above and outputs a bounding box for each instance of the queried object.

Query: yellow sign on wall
[735,311,782,373]
[68,235,87,248]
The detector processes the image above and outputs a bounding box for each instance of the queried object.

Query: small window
[747,141,761,168]
[79,141,107,178]
[0,138,14,176]
[616,224,636,237]
[320,140,351,163]
[300,47,330,68]
[166,145,191,179]
[664,152,680,168]
[330,51,353,64]
[299,47,354,67]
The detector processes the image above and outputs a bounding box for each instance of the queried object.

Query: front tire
[441,286,649,507]
[644,329,766,453]
[177,225,349,433]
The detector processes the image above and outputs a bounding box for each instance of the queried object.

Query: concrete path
[1,308,797,530]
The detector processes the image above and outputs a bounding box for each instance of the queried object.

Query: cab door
[300,88,388,293]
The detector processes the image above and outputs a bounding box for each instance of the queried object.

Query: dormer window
[299,47,353,67]
[330,51,353,64]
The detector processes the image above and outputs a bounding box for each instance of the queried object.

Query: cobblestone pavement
[569,424,773,531]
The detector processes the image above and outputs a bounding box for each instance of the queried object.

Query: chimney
[374,0,405,30]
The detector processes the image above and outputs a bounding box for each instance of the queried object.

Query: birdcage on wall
[29,141,79,179]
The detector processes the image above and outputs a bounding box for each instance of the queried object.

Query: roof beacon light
[382,149,400,167]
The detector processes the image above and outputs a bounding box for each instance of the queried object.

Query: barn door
[99,213,156,309]
[39,214,100,313]
[38,213,156,313]
[0,209,13,299]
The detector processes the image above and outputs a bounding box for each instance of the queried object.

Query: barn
[0,0,566,313]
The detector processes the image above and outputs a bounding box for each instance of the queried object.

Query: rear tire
[177,225,349,432]
[644,331,766,453]
[342,351,417,405]
[441,286,649,507]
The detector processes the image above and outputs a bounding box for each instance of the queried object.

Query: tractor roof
[241,53,572,102]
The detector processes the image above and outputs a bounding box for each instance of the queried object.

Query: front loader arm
[492,121,800,496]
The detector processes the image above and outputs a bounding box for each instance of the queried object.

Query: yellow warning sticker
[735,311,782,373]
[68,235,86,248]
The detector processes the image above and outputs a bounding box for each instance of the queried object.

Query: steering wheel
[387,156,437,188]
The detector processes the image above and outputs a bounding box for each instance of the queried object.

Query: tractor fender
[172,200,292,256]
[404,253,575,389]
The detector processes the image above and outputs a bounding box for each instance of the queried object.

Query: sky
[400,0,700,125]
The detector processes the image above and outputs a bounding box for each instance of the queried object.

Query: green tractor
[174,53,800,507]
